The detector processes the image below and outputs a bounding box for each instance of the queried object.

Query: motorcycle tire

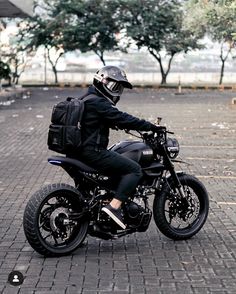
[153,174,209,240]
[23,183,89,256]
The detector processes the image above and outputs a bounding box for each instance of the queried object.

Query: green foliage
[120,0,203,83]
[121,0,179,51]
[21,12,66,83]
[206,1,236,43]
[49,0,121,65]
[23,16,64,51]
[9,0,236,85]
[183,0,208,37]
[185,0,236,84]
[184,0,236,44]
[18,0,205,84]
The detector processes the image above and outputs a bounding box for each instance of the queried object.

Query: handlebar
[124,127,174,136]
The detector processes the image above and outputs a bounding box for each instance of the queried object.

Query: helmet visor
[106,80,124,94]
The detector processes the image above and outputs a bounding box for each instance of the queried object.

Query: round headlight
[166,138,179,159]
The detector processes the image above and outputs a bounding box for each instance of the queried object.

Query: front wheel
[23,183,89,256]
[153,174,209,240]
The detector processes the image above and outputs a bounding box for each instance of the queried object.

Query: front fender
[171,159,191,166]
[164,171,187,188]
[166,171,186,181]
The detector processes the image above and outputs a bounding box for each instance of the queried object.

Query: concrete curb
[21,83,236,91]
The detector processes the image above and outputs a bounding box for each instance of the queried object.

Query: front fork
[164,149,186,198]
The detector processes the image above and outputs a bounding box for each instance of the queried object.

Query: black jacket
[81,86,155,149]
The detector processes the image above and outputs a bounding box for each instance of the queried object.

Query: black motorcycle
[23,125,209,256]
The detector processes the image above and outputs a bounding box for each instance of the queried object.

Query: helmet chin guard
[93,66,132,104]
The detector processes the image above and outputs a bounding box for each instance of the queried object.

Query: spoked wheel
[153,174,209,240]
[23,183,89,256]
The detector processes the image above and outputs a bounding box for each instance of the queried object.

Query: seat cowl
[48,156,97,173]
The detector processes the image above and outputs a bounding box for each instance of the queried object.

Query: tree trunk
[12,59,26,85]
[95,51,106,66]
[16,67,26,85]
[52,66,58,84]
[15,75,19,85]
[148,49,175,85]
[47,47,63,84]
[158,58,167,85]
[161,73,167,85]
[12,59,18,84]
[219,59,225,85]
[219,42,232,85]
[100,55,106,66]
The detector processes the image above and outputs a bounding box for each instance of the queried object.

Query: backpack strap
[80,94,97,102]
[76,93,97,127]
[78,93,101,148]
[66,90,92,102]
[77,91,91,100]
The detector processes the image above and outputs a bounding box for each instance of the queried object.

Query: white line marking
[196,175,236,179]
[217,202,236,205]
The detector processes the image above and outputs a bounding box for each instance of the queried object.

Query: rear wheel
[153,174,209,240]
[23,183,89,256]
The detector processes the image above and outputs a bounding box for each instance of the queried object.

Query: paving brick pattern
[0,87,235,294]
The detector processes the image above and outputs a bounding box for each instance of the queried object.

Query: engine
[123,199,152,232]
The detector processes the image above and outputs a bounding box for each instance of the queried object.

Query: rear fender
[48,158,84,186]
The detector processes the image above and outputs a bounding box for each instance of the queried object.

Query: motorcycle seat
[48,155,97,173]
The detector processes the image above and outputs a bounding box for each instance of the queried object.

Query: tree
[0,20,30,85]
[6,22,33,84]
[7,42,28,85]
[185,0,236,84]
[50,0,122,65]
[119,0,203,84]
[21,15,65,84]
[207,1,236,84]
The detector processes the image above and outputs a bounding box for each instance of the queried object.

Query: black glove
[150,124,166,133]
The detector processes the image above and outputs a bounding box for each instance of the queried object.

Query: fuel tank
[109,140,154,167]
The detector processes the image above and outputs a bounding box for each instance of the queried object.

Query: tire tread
[23,183,88,256]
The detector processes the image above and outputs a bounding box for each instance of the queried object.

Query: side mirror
[155,117,162,125]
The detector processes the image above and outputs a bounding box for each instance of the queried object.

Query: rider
[77,66,160,229]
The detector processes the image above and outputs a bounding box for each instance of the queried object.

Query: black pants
[78,148,143,202]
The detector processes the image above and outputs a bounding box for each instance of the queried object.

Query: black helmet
[93,66,132,104]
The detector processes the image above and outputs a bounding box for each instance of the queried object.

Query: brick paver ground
[0,87,235,294]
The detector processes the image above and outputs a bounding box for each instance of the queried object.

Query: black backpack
[47,93,95,154]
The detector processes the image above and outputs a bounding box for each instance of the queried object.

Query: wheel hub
[169,195,192,221]
[50,207,69,232]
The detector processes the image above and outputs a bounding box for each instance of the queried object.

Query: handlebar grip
[152,126,166,132]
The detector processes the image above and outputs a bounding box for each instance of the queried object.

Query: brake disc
[50,207,70,232]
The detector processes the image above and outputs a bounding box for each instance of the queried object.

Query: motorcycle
[23,123,209,256]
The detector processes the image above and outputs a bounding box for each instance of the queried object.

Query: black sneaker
[102,204,126,230]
